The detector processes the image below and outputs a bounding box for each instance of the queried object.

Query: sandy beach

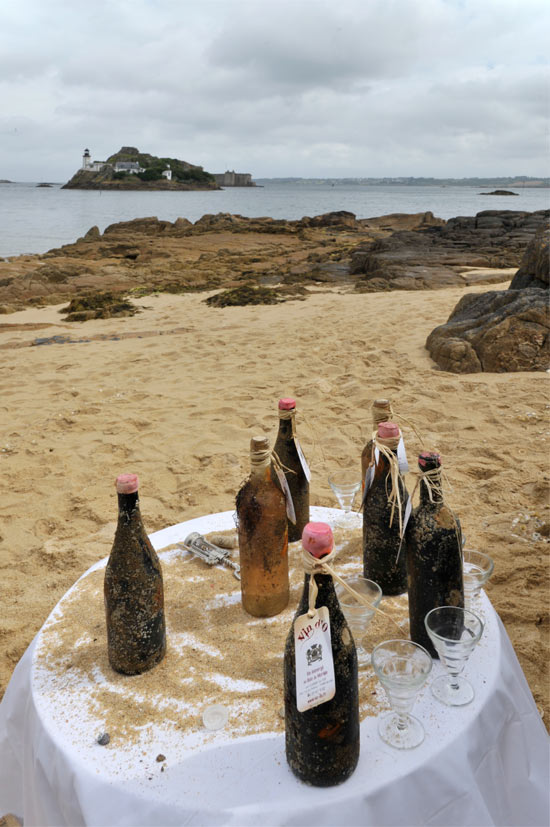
[0,280,548,729]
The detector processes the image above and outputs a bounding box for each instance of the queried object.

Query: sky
[1,0,549,181]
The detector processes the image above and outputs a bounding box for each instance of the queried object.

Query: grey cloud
[1,0,549,180]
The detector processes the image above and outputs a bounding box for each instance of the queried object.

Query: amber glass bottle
[236,435,289,617]
[406,452,464,657]
[363,421,408,595]
[104,474,166,675]
[361,398,393,490]
[273,397,310,542]
[284,523,359,787]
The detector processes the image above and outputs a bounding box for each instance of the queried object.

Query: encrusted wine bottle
[363,421,408,595]
[273,397,310,542]
[104,474,166,675]
[406,452,464,657]
[361,398,393,490]
[236,435,289,617]
[284,522,359,787]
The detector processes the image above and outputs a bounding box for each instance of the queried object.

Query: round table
[0,507,548,826]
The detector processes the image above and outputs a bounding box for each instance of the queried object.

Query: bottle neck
[375,447,395,470]
[117,491,140,524]
[372,406,392,428]
[419,470,444,504]
[301,571,338,610]
[250,457,271,479]
[277,411,296,440]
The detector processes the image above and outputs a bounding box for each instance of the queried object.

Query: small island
[62,147,219,191]
[480,190,519,196]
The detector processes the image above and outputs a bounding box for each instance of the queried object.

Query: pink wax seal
[278,398,296,410]
[377,421,400,439]
[116,474,139,494]
[302,522,334,558]
[419,451,441,468]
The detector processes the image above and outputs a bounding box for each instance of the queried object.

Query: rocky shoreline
[0,208,547,316]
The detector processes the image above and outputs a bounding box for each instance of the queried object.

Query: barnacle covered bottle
[104,474,166,675]
[236,435,289,617]
[284,522,359,786]
[362,421,408,595]
[406,452,464,657]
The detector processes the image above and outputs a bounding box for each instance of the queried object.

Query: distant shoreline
[2,177,549,188]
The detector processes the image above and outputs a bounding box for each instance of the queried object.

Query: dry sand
[0,281,548,729]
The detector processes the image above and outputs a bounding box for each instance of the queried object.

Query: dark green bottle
[406,452,464,658]
[104,474,166,675]
[284,522,359,786]
[363,421,408,595]
[273,397,310,542]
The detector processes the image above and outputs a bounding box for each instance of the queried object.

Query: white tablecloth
[0,508,548,827]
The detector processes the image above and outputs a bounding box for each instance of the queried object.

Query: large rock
[299,210,358,229]
[351,209,549,290]
[359,211,445,231]
[509,228,549,289]
[426,225,550,373]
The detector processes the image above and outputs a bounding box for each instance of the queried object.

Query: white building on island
[82,148,109,172]
[81,149,145,174]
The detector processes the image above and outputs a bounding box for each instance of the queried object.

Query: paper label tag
[397,437,409,473]
[294,606,335,712]
[294,437,311,482]
[275,466,297,524]
[402,494,412,533]
[361,464,375,506]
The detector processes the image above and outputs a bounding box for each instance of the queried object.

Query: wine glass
[462,549,494,615]
[371,639,432,749]
[328,470,361,524]
[335,576,382,666]
[424,606,483,707]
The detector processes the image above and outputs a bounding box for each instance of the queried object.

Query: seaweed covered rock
[426,225,550,373]
[59,291,138,321]
[205,285,306,307]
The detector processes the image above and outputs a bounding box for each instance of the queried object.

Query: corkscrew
[178,532,241,580]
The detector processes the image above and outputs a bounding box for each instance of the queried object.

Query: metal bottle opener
[178,532,241,580]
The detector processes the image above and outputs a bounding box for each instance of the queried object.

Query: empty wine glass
[371,639,432,749]
[463,549,494,615]
[425,606,483,707]
[328,470,361,524]
[335,576,382,666]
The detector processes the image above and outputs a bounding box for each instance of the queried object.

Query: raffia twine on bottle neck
[369,402,425,450]
[408,465,462,550]
[251,447,294,478]
[372,401,393,427]
[301,547,402,633]
[372,434,406,537]
[250,446,272,473]
[278,406,297,438]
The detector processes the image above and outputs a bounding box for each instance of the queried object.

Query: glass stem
[396,713,409,731]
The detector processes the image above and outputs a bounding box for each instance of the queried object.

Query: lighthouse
[82,148,92,170]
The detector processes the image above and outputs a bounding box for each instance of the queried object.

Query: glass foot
[377,712,425,749]
[431,674,474,706]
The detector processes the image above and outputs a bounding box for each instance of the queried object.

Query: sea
[1,181,548,259]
